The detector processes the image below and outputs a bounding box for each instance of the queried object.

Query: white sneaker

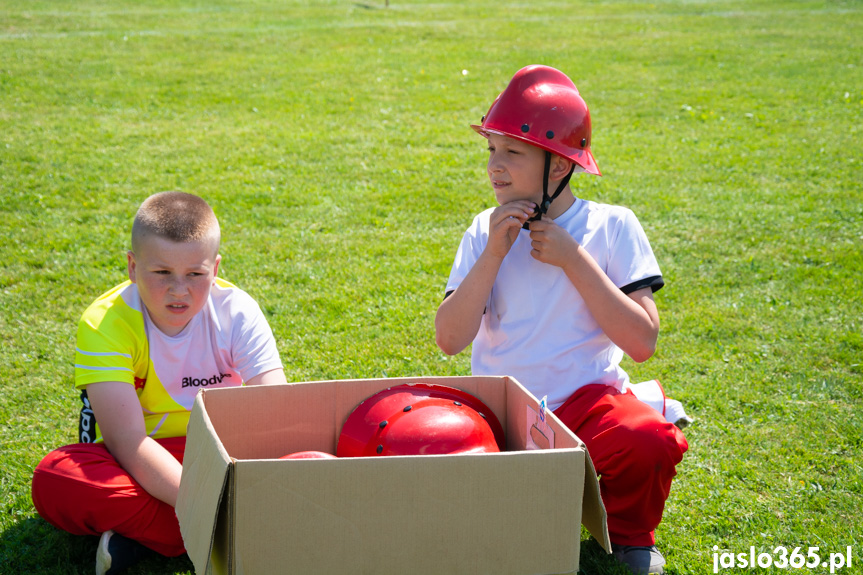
[95,530,146,575]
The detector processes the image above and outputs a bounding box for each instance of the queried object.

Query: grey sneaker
[611,543,666,574]
[95,530,147,575]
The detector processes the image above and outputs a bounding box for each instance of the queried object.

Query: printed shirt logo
[79,390,96,443]
[134,376,146,391]
[182,372,232,388]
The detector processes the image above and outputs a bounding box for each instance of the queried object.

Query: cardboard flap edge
[176,390,233,573]
[581,453,611,552]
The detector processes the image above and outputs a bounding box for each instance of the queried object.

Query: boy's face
[127,234,221,337]
[486,133,548,206]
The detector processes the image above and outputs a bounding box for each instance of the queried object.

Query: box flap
[176,391,233,574]
[206,467,235,575]
[581,453,611,552]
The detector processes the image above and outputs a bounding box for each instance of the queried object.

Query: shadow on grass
[1,518,680,575]
[0,517,193,575]
[353,2,388,9]
[577,537,682,575]
[579,537,626,575]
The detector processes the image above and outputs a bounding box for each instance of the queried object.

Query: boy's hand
[527,216,580,269]
[487,201,535,259]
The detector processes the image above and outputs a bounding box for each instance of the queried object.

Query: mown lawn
[1,0,861,573]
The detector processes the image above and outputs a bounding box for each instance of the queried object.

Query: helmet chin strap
[523,151,577,230]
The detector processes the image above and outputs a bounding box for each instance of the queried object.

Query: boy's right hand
[487,201,535,259]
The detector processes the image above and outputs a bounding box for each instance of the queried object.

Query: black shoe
[95,530,147,575]
[611,543,666,574]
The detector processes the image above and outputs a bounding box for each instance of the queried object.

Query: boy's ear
[127,251,137,283]
[212,254,221,281]
[550,155,574,181]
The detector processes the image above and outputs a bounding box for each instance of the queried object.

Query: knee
[32,448,66,496]
[623,419,687,475]
[31,443,114,508]
[31,449,68,523]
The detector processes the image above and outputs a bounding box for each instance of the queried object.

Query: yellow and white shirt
[74,278,282,442]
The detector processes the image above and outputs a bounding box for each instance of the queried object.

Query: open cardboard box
[176,375,610,575]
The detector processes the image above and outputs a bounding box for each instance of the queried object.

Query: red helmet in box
[279,451,337,460]
[336,383,505,457]
[471,65,601,176]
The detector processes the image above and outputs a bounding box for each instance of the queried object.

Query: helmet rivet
[479,412,487,419]
[481,115,486,123]
[546,130,555,139]
[581,138,587,147]
[403,405,412,412]
[376,445,383,454]
[521,124,530,133]
[453,401,462,406]
[379,420,388,428]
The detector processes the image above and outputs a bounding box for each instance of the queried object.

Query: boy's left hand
[527,217,580,269]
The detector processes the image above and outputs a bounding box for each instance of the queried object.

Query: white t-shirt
[445,197,663,410]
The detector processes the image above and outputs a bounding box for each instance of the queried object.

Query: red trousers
[31,437,187,557]
[553,384,688,547]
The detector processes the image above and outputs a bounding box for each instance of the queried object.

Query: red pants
[554,384,688,547]
[31,437,187,557]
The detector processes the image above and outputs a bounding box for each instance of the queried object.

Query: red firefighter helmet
[471,65,601,176]
[279,451,337,460]
[336,383,505,457]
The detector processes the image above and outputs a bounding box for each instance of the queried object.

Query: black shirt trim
[621,275,664,295]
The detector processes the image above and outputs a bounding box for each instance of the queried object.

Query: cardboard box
[177,375,610,575]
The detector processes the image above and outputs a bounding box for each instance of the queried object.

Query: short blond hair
[131,192,220,254]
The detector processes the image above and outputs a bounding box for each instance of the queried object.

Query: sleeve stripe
[75,364,134,373]
[148,414,169,437]
[620,275,664,295]
[76,348,133,359]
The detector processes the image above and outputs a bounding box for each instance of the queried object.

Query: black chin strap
[523,152,576,230]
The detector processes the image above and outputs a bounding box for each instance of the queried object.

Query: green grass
[1,0,861,573]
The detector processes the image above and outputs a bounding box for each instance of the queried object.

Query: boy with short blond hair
[435,66,688,575]
[32,192,286,574]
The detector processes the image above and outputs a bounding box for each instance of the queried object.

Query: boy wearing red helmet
[435,65,688,575]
